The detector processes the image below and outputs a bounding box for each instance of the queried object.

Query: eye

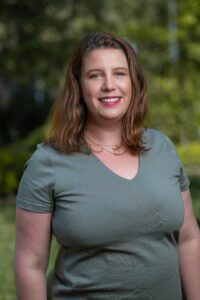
[115,72,126,76]
[89,73,101,79]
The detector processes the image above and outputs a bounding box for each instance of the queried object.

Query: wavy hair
[45,32,149,153]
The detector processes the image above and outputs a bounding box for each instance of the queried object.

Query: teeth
[100,97,120,103]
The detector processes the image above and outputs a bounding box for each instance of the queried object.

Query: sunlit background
[0,1,199,299]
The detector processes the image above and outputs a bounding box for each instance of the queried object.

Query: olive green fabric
[16,129,189,299]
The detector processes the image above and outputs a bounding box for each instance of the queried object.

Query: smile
[99,97,121,103]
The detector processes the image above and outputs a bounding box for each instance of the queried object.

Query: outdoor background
[0,0,199,299]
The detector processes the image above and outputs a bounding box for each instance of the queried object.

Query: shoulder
[17,143,56,212]
[143,128,171,148]
[33,142,57,159]
[28,142,63,165]
[143,128,182,163]
[22,143,57,175]
[29,143,89,170]
[21,143,60,178]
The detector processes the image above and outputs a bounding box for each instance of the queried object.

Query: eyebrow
[84,67,129,75]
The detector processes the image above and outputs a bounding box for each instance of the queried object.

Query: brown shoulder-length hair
[45,31,149,153]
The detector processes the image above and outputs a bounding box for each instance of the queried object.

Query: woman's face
[80,48,132,125]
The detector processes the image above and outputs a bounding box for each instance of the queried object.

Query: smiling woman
[15,32,200,300]
[45,32,148,154]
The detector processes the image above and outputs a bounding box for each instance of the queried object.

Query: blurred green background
[0,0,199,299]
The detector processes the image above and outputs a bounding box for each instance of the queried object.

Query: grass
[0,175,199,299]
[0,203,16,300]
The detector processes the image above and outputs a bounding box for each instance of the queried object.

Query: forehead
[81,48,128,71]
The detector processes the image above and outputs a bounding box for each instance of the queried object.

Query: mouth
[98,97,121,104]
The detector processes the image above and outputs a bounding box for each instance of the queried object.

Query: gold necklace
[84,134,127,156]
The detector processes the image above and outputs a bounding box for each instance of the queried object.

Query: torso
[17,129,189,299]
[47,129,186,299]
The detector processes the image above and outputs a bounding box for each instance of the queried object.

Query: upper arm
[15,207,53,271]
[16,144,55,213]
[179,189,200,245]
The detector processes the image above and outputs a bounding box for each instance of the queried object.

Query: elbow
[15,249,48,276]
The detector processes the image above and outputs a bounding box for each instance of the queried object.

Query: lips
[99,97,121,103]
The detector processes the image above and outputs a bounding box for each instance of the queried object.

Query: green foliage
[0,127,44,197]
[0,204,16,300]
[0,0,200,142]
[190,176,200,220]
[19,126,45,152]
[177,143,200,166]
[0,147,29,196]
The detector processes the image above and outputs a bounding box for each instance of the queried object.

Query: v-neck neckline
[90,151,142,183]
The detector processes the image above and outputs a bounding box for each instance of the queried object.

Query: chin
[99,114,124,122]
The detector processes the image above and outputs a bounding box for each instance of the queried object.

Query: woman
[15,32,200,299]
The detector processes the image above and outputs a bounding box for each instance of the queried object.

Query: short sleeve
[16,144,55,212]
[164,135,190,192]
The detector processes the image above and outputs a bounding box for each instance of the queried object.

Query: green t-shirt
[16,129,189,299]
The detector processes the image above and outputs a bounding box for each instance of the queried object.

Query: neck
[84,120,123,145]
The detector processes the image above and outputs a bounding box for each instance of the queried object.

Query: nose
[102,74,116,91]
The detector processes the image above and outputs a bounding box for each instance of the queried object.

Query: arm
[15,207,52,300]
[178,189,200,300]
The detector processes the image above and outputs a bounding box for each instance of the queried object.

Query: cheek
[118,78,132,92]
[81,86,98,110]
[81,82,97,100]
